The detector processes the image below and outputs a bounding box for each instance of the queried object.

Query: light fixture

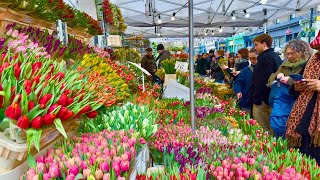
[219,26,222,33]
[231,11,236,20]
[244,10,250,18]
[260,0,267,4]
[158,15,162,24]
[205,30,208,36]
[171,12,176,20]
[211,30,214,35]
[157,33,161,36]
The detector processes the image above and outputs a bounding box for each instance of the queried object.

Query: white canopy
[111,0,320,38]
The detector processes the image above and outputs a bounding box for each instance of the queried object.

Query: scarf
[281,59,307,72]
[234,58,248,70]
[286,53,320,147]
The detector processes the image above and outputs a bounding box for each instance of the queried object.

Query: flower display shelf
[0,7,92,43]
[0,120,77,173]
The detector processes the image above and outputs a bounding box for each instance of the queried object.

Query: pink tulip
[83,168,91,179]
[69,165,79,176]
[36,156,45,163]
[49,164,60,178]
[36,162,45,173]
[103,173,110,180]
[12,30,19,38]
[112,162,121,177]
[66,173,75,180]
[139,138,146,144]
[117,177,125,180]
[127,138,136,147]
[122,136,128,143]
[6,29,13,36]
[43,173,51,180]
[120,160,130,172]
[80,161,87,171]
[95,169,104,180]
[99,162,110,173]
[31,175,38,180]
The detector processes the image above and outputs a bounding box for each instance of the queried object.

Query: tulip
[66,174,75,180]
[31,117,43,129]
[0,85,3,108]
[112,162,121,177]
[139,138,146,144]
[57,107,67,118]
[57,93,68,107]
[43,113,56,126]
[60,110,74,121]
[99,162,110,173]
[86,111,98,118]
[14,63,21,79]
[31,62,42,74]
[83,168,91,179]
[53,72,65,81]
[48,164,60,178]
[39,94,52,105]
[48,104,60,114]
[103,174,110,180]
[5,103,22,120]
[117,177,125,180]
[68,165,79,176]
[42,173,51,180]
[28,101,35,112]
[95,169,104,180]
[66,98,74,106]
[6,29,13,36]
[81,105,92,113]
[119,160,130,172]
[32,75,41,85]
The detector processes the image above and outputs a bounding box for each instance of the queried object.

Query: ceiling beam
[116,0,141,6]
[238,0,296,11]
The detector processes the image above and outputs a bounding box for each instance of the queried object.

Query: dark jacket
[196,58,207,76]
[141,55,156,75]
[233,65,255,108]
[156,50,171,68]
[226,59,249,81]
[249,48,283,105]
[210,60,224,80]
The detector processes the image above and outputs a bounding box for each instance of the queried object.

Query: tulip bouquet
[82,103,158,140]
[0,39,102,151]
[21,130,144,180]
[161,58,176,74]
[81,54,130,101]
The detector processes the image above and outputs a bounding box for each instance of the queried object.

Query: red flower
[39,94,52,105]
[85,111,98,118]
[57,93,68,107]
[14,63,21,79]
[31,117,43,129]
[57,107,67,118]
[17,116,30,129]
[32,75,41,86]
[28,101,35,112]
[5,103,22,120]
[0,62,9,74]
[66,98,74,106]
[48,104,60,114]
[43,113,56,126]
[32,61,42,74]
[24,80,32,95]
[81,105,92,113]
[0,84,3,108]
[53,72,65,81]
[60,110,74,121]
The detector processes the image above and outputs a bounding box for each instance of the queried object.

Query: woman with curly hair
[268,40,313,86]
[285,32,320,164]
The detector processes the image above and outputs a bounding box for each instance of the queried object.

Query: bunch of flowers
[81,54,130,101]
[161,58,176,74]
[21,130,145,180]
[102,0,114,26]
[101,0,127,32]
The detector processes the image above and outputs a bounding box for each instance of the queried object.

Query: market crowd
[195,32,320,164]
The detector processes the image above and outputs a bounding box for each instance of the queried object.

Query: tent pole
[264,23,267,34]
[308,8,314,43]
[188,0,195,133]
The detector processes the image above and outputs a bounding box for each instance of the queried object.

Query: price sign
[175,61,189,72]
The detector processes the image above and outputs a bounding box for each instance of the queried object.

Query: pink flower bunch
[21,130,141,180]
[149,122,195,152]
[94,46,110,59]
[195,126,229,146]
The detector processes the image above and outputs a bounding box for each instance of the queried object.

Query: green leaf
[27,105,44,121]
[33,130,42,152]
[21,88,28,115]
[54,118,67,138]
[26,129,34,153]
[0,91,5,96]
[27,154,36,169]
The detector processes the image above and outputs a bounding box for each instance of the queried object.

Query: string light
[231,11,236,20]
[205,30,208,36]
[219,26,222,33]
[158,15,162,24]
[211,30,214,35]
[171,12,176,20]
[243,10,250,18]
[261,0,267,4]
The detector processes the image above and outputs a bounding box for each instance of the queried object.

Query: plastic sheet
[163,79,196,101]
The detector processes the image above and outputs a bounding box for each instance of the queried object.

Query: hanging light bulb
[171,12,176,20]
[157,33,161,36]
[243,10,250,18]
[219,26,222,33]
[205,30,208,36]
[260,0,267,4]
[158,15,162,24]
[211,31,214,35]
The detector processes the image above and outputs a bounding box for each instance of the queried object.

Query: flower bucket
[164,74,177,86]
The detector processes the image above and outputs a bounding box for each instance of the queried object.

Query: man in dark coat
[196,53,208,76]
[156,44,171,69]
[141,47,157,82]
[248,34,282,133]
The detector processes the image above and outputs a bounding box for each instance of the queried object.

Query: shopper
[268,40,312,137]
[141,47,157,82]
[196,53,208,76]
[249,34,282,133]
[285,33,320,164]
[216,49,226,63]
[210,54,224,83]
[233,49,258,117]
[223,48,250,81]
[156,44,170,69]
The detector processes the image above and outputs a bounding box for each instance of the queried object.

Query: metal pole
[188,0,195,133]
[308,8,314,43]
[264,23,267,34]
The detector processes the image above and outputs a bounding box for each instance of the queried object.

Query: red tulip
[5,102,22,120]
[48,104,60,114]
[0,62,9,74]
[39,104,46,109]
[66,98,74,106]
[60,110,74,121]
[39,94,52,105]
[63,89,71,95]
[17,116,30,129]
[53,72,65,81]
[31,117,43,129]
[31,62,42,74]
[57,107,67,118]
[81,105,92,113]
[43,113,56,126]
[85,111,98,118]
[57,93,68,107]
[45,73,52,80]
[24,80,32,95]
[14,63,21,79]
[32,75,41,86]
[28,101,35,112]
[1,53,6,61]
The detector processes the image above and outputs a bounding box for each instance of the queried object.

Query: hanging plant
[117,7,127,32]
[102,0,114,26]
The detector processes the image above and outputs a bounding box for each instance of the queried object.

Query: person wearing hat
[141,47,157,82]
[156,44,171,69]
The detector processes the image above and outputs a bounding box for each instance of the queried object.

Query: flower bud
[31,116,43,129]
[5,102,22,120]
[17,116,30,129]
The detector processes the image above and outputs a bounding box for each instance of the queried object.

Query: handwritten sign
[175,61,189,72]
